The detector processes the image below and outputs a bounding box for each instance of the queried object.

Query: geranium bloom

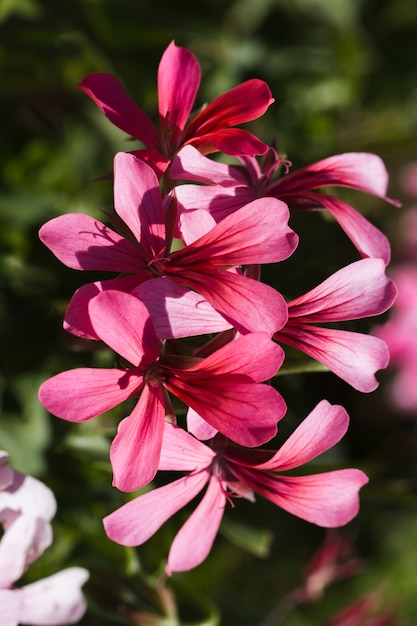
[78,41,274,177]
[170,145,399,262]
[39,152,297,338]
[0,451,89,626]
[274,258,397,391]
[373,265,417,412]
[327,591,402,626]
[103,400,368,574]
[39,290,286,492]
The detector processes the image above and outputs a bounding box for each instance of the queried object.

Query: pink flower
[274,258,397,391]
[39,152,297,337]
[374,265,417,412]
[0,451,89,626]
[327,590,403,626]
[171,145,399,262]
[103,400,368,574]
[78,41,274,177]
[38,290,286,492]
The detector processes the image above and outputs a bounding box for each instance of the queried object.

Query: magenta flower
[171,145,399,262]
[39,152,297,337]
[0,451,89,625]
[103,400,368,574]
[274,258,396,391]
[78,41,274,177]
[327,591,402,626]
[374,265,417,412]
[39,290,286,492]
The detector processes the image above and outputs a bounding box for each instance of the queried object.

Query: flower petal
[78,72,159,147]
[171,145,248,186]
[113,153,166,258]
[0,588,21,626]
[255,400,349,471]
[39,214,145,272]
[0,473,56,523]
[20,567,89,626]
[103,471,209,546]
[39,368,142,422]
[167,474,226,573]
[110,383,166,491]
[89,290,160,366]
[158,422,215,471]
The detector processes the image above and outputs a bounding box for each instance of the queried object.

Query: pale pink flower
[274,258,397,391]
[39,290,286,492]
[171,145,399,262]
[39,152,297,337]
[374,265,417,412]
[103,400,368,574]
[78,41,274,177]
[0,452,88,626]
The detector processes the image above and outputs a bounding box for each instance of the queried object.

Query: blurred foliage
[2,0,417,624]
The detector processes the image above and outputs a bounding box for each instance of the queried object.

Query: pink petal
[38,368,142,422]
[170,269,288,335]
[78,73,159,147]
[183,331,284,382]
[89,290,159,366]
[0,516,52,588]
[276,324,390,392]
[133,278,232,339]
[110,383,165,491]
[186,79,274,137]
[172,197,297,267]
[287,258,397,322]
[20,567,89,625]
[271,152,394,198]
[157,41,200,135]
[103,471,209,546]
[186,408,219,441]
[0,452,12,490]
[255,400,349,471]
[0,589,21,626]
[164,378,284,447]
[189,127,269,157]
[63,275,147,340]
[129,148,171,178]
[113,153,166,258]
[39,214,145,272]
[167,474,226,573]
[158,422,215,471]
[247,469,369,527]
[171,145,248,186]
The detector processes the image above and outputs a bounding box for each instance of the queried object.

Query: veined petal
[20,567,89,626]
[167,474,226,573]
[39,214,145,272]
[171,145,248,186]
[89,290,159,366]
[276,323,389,392]
[288,258,397,322]
[38,368,142,422]
[158,41,200,134]
[180,331,283,382]
[110,384,165,491]
[129,148,171,178]
[255,400,349,471]
[171,197,297,267]
[113,153,166,258]
[133,278,232,339]
[170,269,287,335]
[242,469,369,527]
[64,275,148,340]
[159,422,215,471]
[186,79,274,137]
[270,152,395,198]
[103,471,210,546]
[186,408,219,441]
[78,73,159,147]
[189,128,269,157]
[164,378,284,447]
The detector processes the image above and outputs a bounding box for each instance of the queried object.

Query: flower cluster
[38,41,397,574]
[0,451,88,625]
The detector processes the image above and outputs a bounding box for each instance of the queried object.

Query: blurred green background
[2,0,417,624]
